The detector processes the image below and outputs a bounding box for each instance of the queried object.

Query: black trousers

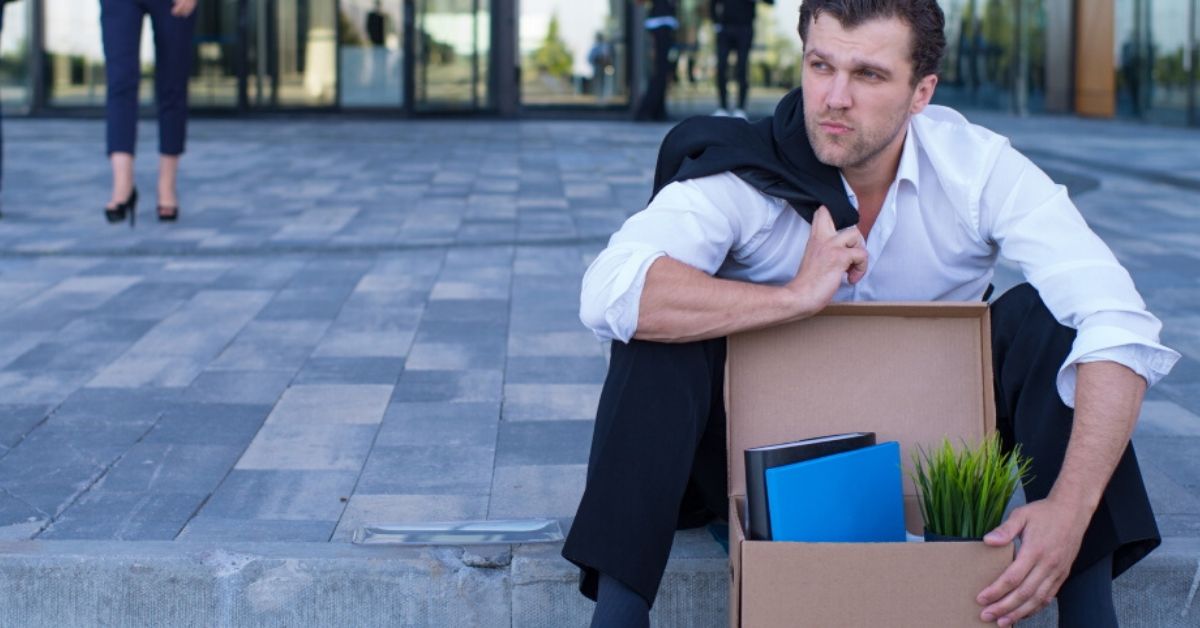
[562,283,1160,606]
[101,0,196,156]
[716,25,753,110]
[635,27,675,122]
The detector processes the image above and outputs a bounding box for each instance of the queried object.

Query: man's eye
[859,70,881,80]
[811,61,830,71]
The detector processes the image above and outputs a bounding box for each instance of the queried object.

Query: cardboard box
[726,303,1014,627]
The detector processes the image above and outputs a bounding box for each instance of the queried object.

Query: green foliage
[911,433,1032,539]
[533,13,573,78]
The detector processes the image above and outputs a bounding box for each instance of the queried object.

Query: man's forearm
[634,256,809,343]
[1048,361,1146,512]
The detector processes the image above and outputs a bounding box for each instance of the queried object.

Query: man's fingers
[984,508,1027,546]
[978,549,1035,607]
[982,562,1045,624]
[811,206,835,237]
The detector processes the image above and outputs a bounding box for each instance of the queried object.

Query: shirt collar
[839,122,921,208]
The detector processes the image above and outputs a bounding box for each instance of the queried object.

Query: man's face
[801,15,936,171]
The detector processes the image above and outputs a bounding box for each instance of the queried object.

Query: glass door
[246,0,337,108]
[339,0,405,107]
[519,0,628,106]
[413,0,490,111]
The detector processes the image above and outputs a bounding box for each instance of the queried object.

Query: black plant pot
[923,529,983,542]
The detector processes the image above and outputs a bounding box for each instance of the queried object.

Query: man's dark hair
[798,0,946,85]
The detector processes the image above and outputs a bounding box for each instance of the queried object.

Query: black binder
[744,431,876,540]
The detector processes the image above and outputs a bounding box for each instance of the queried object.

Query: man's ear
[909,74,938,114]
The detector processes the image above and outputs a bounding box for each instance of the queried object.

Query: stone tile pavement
[0,112,1197,625]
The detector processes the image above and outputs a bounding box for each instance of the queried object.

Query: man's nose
[825,73,852,109]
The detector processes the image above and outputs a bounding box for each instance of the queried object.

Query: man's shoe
[732,108,749,120]
[712,108,731,117]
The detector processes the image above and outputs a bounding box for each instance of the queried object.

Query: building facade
[0,0,1196,126]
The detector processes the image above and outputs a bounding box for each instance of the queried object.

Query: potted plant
[911,433,1032,541]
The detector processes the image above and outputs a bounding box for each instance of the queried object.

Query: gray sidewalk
[0,112,1197,626]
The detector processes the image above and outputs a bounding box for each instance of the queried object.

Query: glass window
[520,0,627,106]
[1,0,30,109]
[190,0,240,107]
[45,0,156,107]
[415,0,491,111]
[1146,0,1191,124]
[340,0,404,107]
[246,0,337,108]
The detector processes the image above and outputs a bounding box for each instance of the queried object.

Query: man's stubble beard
[805,105,911,171]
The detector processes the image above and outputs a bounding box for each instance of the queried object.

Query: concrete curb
[0,535,1193,627]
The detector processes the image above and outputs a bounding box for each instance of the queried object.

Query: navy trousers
[101,0,196,155]
[562,283,1160,609]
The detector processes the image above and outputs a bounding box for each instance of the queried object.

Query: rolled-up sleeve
[580,173,752,341]
[983,146,1180,407]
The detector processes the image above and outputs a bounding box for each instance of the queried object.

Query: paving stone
[1135,400,1200,437]
[331,494,490,541]
[143,403,272,447]
[374,402,501,448]
[495,421,593,467]
[390,369,504,403]
[356,445,496,495]
[310,328,417,358]
[182,370,295,405]
[420,299,510,324]
[504,356,608,385]
[96,442,242,494]
[235,422,378,471]
[293,356,406,385]
[0,405,49,449]
[39,491,205,541]
[507,331,604,358]
[0,369,95,405]
[265,384,392,426]
[199,469,358,522]
[488,464,587,519]
[502,383,602,421]
[208,319,331,371]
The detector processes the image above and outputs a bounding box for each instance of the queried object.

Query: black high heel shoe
[157,204,179,222]
[104,187,138,227]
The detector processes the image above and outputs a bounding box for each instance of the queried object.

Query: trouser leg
[715,30,732,110]
[733,26,752,110]
[101,0,145,155]
[563,337,728,607]
[147,0,196,156]
[636,28,674,121]
[990,283,1160,580]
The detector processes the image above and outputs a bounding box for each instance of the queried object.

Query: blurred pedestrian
[711,0,765,119]
[101,0,198,226]
[588,33,614,101]
[634,0,678,122]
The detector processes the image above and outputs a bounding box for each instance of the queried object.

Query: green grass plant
[911,433,1032,539]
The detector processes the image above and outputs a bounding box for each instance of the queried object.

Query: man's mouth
[819,121,853,135]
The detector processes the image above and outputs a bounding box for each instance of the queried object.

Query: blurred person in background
[635,0,678,121]
[711,0,770,119]
[101,0,198,226]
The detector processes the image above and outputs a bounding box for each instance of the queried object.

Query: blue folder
[764,441,906,543]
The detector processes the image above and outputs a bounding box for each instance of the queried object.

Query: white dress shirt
[580,105,1179,407]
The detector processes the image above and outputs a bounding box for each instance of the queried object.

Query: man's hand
[976,496,1093,626]
[172,0,197,17]
[784,206,868,315]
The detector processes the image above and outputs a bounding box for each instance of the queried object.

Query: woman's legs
[148,0,196,210]
[100,0,144,208]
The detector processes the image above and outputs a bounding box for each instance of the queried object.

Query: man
[710,0,762,119]
[563,1,1179,628]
